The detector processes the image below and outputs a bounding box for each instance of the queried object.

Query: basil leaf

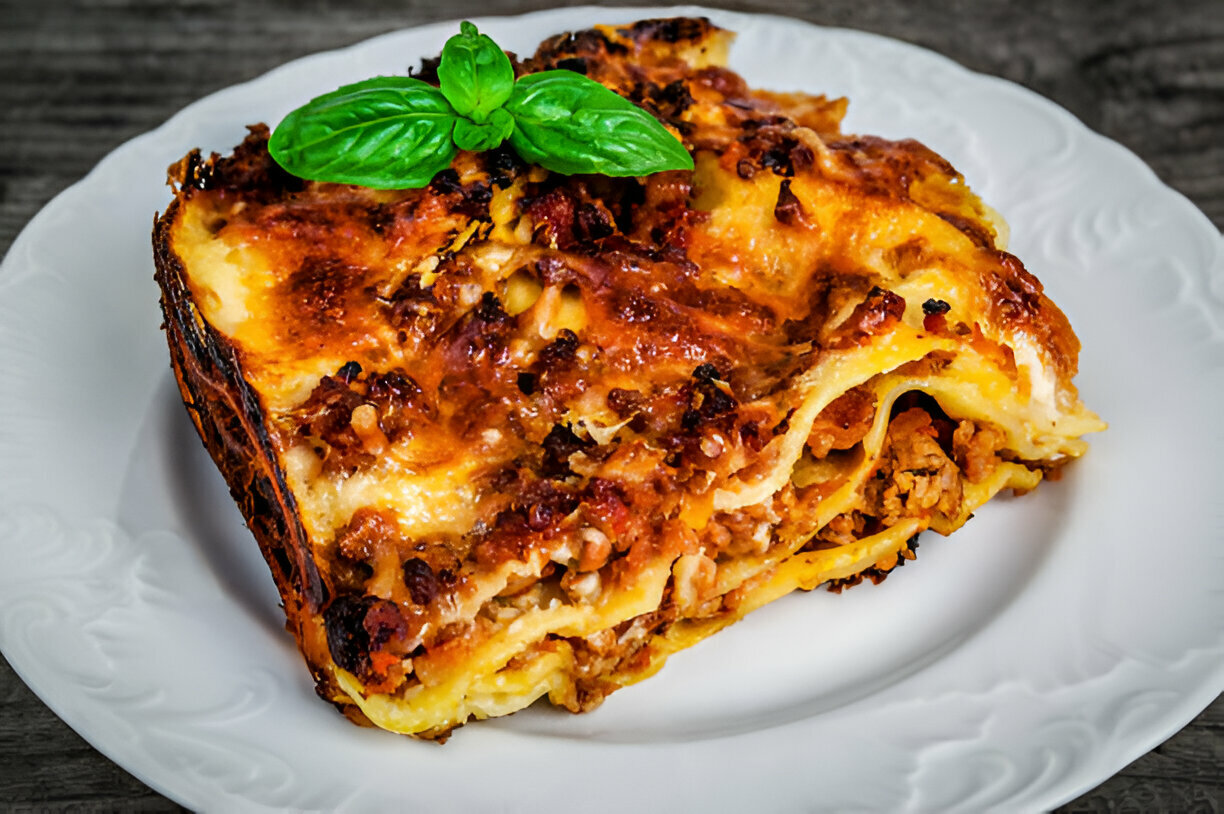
[453,108,515,152]
[505,71,693,176]
[269,76,458,189]
[438,21,515,123]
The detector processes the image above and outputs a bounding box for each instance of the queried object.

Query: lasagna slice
[153,18,1103,739]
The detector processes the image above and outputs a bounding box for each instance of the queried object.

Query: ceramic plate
[1,6,1221,812]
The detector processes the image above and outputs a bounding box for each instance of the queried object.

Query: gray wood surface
[1,0,1221,810]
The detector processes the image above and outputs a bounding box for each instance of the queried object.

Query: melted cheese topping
[162,16,1103,738]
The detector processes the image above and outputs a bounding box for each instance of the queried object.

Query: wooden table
[2,0,1220,809]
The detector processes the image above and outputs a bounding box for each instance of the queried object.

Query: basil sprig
[268,22,694,189]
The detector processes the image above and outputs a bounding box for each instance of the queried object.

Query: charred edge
[533,27,629,64]
[617,17,714,45]
[153,202,324,614]
[922,298,951,316]
[402,557,439,605]
[774,180,805,226]
[323,594,376,676]
[555,56,588,74]
[937,212,996,249]
[825,532,922,593]
[167,148,213,192]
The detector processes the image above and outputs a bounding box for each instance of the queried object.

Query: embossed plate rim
[1,6,1222,812]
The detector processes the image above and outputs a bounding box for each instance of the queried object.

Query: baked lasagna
[153,17,1103,738]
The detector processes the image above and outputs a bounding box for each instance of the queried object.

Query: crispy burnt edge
[152,150,372,727]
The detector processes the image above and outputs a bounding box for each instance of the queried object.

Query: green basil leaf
[504,71,694,177]
[269,76,458,189]
[438,21,515,123]
[453,108,515,152]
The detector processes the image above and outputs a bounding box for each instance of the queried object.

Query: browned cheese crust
[153,17,1100,738]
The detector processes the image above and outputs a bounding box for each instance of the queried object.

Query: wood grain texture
[1,0,1221,810]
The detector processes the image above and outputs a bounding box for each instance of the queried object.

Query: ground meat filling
[867,406,964,526]
[952,418,1004,483]
[861,399,1009,531]
[317,367,1011,694]
[794,401,1007,591]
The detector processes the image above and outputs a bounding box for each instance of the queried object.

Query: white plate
[2,6,1221,811]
